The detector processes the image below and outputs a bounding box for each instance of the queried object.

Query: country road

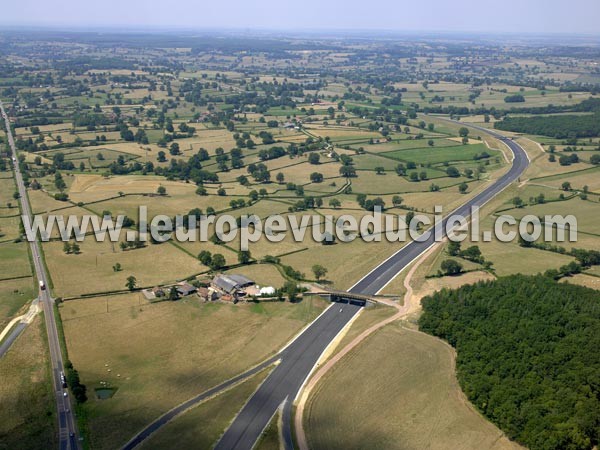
[122,123,529,450]
[0,101,81,450]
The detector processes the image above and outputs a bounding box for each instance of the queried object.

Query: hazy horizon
[1,0,599,36]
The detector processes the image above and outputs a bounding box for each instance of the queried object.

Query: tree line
[495,113,600,139]
[419,275,600,450]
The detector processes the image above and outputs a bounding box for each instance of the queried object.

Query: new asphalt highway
[214,124,529,450]
[0,322,27,358]
[1,101,81,450]
[123,123,529,450]
[350,128,530,295]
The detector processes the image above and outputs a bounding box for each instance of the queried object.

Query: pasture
[0,317,56,449]
[305,323,522,450]
[61,294,326,449]
[279,237,409,290]
[0,242,32,280]
[384,143,498,165]
[0,177,17,207]
[0,215,22,241]
[42,238,200,297]
[475,218,576,276]
[138,368,271,450]
[504,196,600,236]
[529,166,600,193]
[0,277,36,330]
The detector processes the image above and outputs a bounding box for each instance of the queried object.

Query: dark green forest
[494,113,600,138]
[419,275,600,450]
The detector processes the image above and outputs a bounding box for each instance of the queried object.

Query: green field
[305,323,522,450]
[0,317,57,449]
[62,294,326,449]
[0,242,32,280]
[139,368,271,449]
[42,147,141,169]
[0,277,36,330]
[384,143,498,164]
[0,177,17,208]
[503,196,600,236]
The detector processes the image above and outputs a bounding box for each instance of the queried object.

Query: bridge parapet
[309,288,398,306]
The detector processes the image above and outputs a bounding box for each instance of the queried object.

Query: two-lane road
[214,124,529,450]
[351,133,529,295]
[215,304,362,450]
[1,101,80,450]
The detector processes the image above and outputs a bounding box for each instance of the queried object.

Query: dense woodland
[495,112,600,138]
[495,98,600,138]
[419,275,600,450]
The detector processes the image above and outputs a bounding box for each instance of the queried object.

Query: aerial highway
[0,322,27,358]
[0,297,40,358]
[351,127,529,295]
[214,125,529,450]
[122,354,280,450]
[0,101,81,450]
[122,123,529,450]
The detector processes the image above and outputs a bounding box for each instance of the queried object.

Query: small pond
[95,387,117,400]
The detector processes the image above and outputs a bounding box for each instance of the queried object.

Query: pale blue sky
[1,0,599,35]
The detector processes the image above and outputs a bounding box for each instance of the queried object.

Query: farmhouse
[212,274,254,295]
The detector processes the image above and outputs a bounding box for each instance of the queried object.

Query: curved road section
[123,124,528,450]
[1,101,81,450]
[214,126,529,450]
[351,129,529,295]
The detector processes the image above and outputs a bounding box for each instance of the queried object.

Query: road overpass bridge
[311,288,396,306]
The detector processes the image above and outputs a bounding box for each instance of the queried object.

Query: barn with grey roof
[211,274,254,295]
